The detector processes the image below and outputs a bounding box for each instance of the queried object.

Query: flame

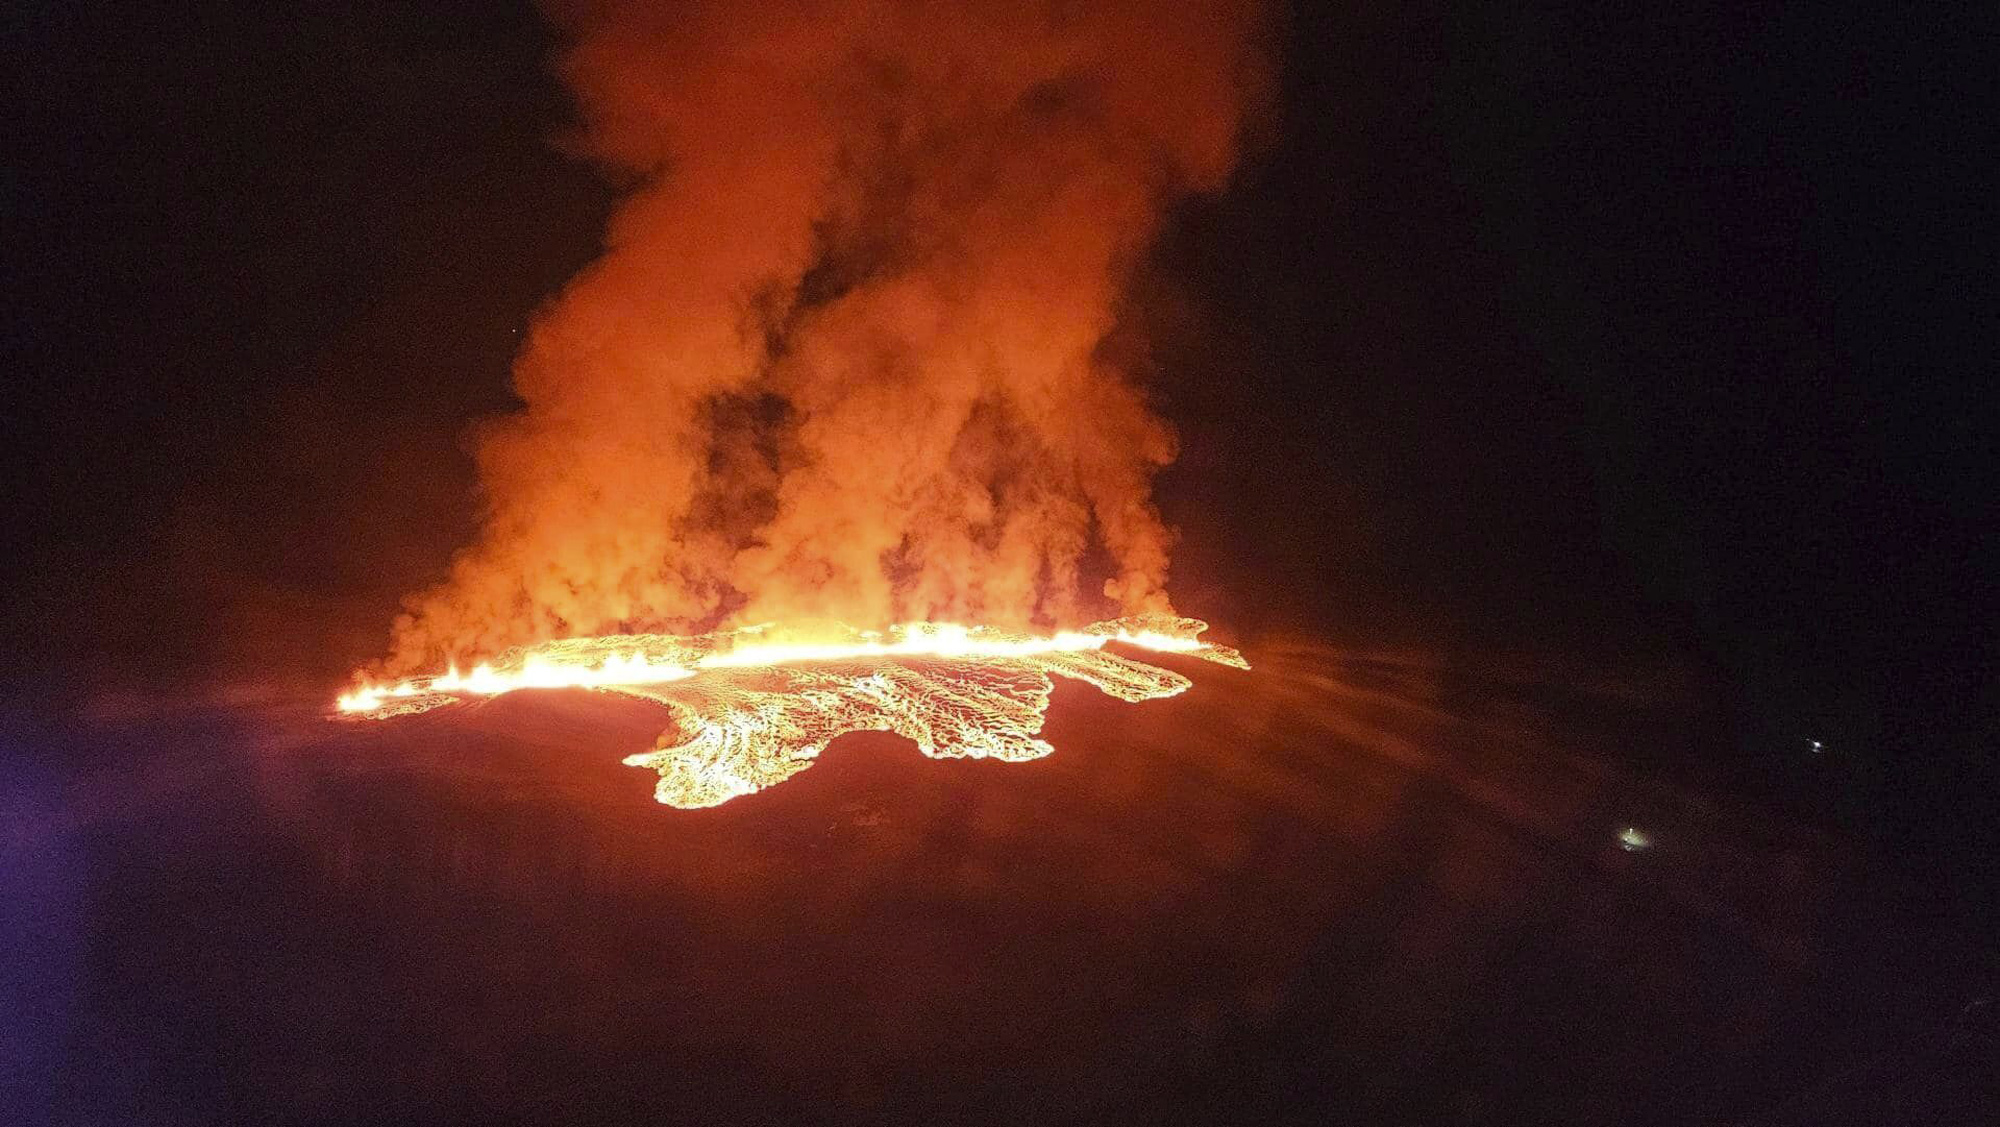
[335,615,1245,807]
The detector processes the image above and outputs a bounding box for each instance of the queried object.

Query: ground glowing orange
[336,615,1245,807]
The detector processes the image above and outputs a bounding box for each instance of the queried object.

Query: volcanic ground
[7,641,1995,1125]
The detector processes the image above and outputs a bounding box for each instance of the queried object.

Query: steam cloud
[387,0,1269,672]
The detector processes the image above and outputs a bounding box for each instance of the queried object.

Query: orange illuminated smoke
[336,615,1245,808]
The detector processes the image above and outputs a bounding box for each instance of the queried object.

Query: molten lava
[336,616,1244,808]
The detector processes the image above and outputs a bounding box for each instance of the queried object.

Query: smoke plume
[387,0,1269,672]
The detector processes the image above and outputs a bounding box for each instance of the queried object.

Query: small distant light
[1617,826,1652,852]
[1809,739,1824,754]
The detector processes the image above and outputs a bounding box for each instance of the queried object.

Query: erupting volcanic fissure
[339,616,1245,808]
[339,0,1268,805]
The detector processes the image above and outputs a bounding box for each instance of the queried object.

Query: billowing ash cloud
[387,0,1269,671]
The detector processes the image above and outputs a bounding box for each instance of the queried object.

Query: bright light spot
[1617,826,1652,852]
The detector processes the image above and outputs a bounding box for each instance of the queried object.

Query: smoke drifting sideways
[385,0,1271,674]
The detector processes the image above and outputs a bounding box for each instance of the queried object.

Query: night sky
[5,3,1994,908]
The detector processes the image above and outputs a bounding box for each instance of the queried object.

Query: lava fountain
[337,616,1245,808]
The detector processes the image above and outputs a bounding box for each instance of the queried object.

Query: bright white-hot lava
[335,616,1246,808]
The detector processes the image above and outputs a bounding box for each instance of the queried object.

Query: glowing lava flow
[335,616,1246,808]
